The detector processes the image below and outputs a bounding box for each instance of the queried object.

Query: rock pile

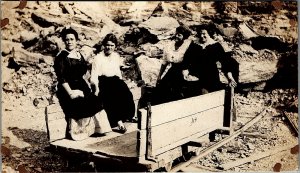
[1,1,298,172]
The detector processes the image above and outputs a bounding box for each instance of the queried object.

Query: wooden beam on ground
[240,132,268,139]
[220,143,297,170]
[170,108,268,172]
[190,164,223,172]
[282,111,298,136]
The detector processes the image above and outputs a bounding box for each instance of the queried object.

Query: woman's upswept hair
[61,28,79,42]
[195,23,220,37]
[175,25,191,40]
[102,33,118,46]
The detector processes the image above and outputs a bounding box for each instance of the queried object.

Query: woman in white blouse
[151,26,192,105]
[91,33,134,133]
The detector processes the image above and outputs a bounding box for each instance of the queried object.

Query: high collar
[66,49,81,59]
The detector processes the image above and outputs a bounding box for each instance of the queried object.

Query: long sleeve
[116,54,123,79]
[90,56,100,86]
[181,41,198,70]
[54,50,69,84]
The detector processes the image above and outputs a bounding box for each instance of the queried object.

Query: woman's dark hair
[176,25,191,40]
[61,28,79,42]
[102,33,118,46]
[195,23,220,38]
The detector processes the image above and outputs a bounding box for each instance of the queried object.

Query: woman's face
[64,34,77,51]
[104,41,116,56]
[175,32,184,42]
[198,30,210,44]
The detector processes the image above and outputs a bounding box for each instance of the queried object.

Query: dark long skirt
[56,79,102,120]
[98,76,135,127]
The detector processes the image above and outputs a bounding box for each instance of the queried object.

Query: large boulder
[136,55,163,87]
[138,16,180,40]
[12,47,54,66]
[234,49,279,84]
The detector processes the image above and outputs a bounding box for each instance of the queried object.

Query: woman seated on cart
[91,33,135,134]
[151,24,238,105]
[180,24,238,97]
[151,25,193,105]
[54,28,105,140]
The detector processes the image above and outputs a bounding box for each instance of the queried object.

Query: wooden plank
[46,111,65,122]
[47,119,67,142]
[170,108,268,172]
[146,103,154,159]
[220,143,297,170]
[151,106,224,156]
[46,104,63,115]
[142,90,225,129]
[87,131,138,158]
[139,109,147,130]
[46,104,66,142]
[137,130,147,157]
[130,87,142,101]
[50,122,138,152]
[228,87,234,134]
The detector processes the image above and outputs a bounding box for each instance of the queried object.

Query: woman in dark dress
[91,33,135,133]
[181,25,237,97]
[54,28,102,140]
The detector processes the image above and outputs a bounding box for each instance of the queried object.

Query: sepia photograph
[1,1,298,172]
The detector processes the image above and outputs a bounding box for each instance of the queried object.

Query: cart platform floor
[51,122,138,158]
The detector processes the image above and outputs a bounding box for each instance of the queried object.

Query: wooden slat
[137,130,147,157]
[130,87,142,101]
[139,109,147,130]
[46,104,63,115]
[50,122,138,152]
[146,103,153,159]
[46,104,66,142]
[87,131,138,158]
[140,90,225,129]
[151,106,224,156]
[46,111,65,122]
[47,119,67,142]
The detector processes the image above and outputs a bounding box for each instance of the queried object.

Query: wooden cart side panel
[151,106,224,156]
[137,130,147,158]
[46,105,67,142]
[139,90,225,130]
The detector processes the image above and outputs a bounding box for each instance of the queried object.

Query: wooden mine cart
[46,87,234,171]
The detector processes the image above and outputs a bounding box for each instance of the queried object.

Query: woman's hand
[69,90,84,99]
[228,78,237,88]
[182,70,199,81]
[227,72,237,88]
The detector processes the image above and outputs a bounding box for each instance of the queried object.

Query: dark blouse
[54,50,88,88]
[182,41,230,91]
[54,50,101,119]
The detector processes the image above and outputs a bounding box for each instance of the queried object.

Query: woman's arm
[62,82,84,99]
[90,56,100,96]
[226,72,237,88]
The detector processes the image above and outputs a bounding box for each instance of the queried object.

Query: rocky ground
[1,1,298,172]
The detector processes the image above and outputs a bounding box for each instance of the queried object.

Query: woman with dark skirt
[54,28,106,140]
[91,33,135,133]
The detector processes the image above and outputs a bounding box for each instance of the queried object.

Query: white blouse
[90,51,123,86]
[162,38,192,64]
